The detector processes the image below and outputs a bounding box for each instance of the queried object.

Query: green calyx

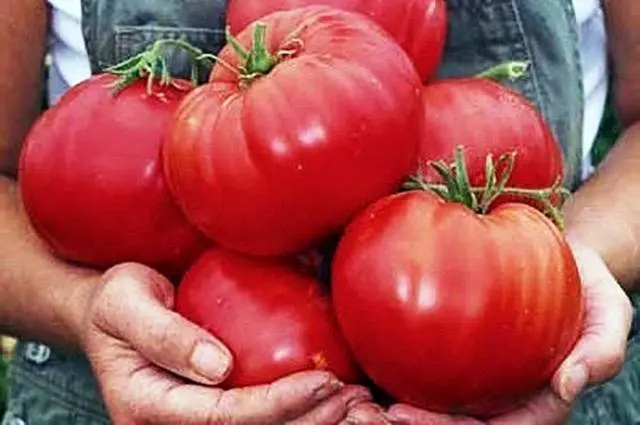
[106,23,303,93]
[105,38,213,94]
[227,23,276,77]
[403,146,571,229]
[225,22,304,87]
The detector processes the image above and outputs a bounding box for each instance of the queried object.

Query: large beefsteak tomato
[19,74,209,278]
[331,167,583,416]
[175,247,361,387]
[226,0,447,82]
[417,75,565,205]
[164,6,423,257]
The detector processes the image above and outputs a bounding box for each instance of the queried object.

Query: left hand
[384,241,634,425]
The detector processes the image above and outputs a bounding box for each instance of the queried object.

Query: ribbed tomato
[19,74,209,278]
[226,0,447,81]
[331,188,583,417]
[164,6,423,257]
[175,247,361,387]
[418,77,565,203]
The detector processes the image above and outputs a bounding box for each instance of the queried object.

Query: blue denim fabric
[2,342,108,424]
[81,0,227,77]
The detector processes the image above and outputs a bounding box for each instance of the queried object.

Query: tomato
[226,0,447,82]
[175,247,361,387]
[19,74,209,278]
[417,77,565,207]
[331,189,583,417]
[164,6,423,257]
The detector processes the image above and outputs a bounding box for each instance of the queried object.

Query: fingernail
[190,341,231,383]
[559,364,589,403]
[313,377,344,400]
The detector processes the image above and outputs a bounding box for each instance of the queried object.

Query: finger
[288,385,373,425]
[552,243,633,402]
[340,402,392,424]
[144,371,346,424]
[386,404,482,425]
[91,263,233,385]
[92,337,347,425]
[488,389,570,425]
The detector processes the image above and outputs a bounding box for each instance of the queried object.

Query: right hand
[80,263,383,424]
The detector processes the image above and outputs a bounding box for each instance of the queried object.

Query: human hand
[81,262,383,424]
[385,241,633,425]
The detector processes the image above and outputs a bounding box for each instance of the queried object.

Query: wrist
[0,176,104,351]
[52,266,102,351]
[563,219,639,292]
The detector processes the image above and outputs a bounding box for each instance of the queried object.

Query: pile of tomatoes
[18,1,584,418]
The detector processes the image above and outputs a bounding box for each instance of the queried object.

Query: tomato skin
[175,247,361,387]
[19,74,209,278]
[418,79,565,204]
[164,6,423,257]
[226,0,447,82]
[331,190,583,417]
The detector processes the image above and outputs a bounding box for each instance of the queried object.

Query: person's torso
[48,0,604,188]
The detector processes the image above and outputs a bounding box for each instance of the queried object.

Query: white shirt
[573,0,608,177]
[46,0,607,176]
[46,0,89,105]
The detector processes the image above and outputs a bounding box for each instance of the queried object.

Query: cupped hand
[80,262,385,424]
[385,241,634,425]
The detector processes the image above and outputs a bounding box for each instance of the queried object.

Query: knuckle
[153,316,175,347]
[151,312,185,353]
[87,268,161,341]
[103,262,146,282]
[86,287,125,340]
[89,289,113,324]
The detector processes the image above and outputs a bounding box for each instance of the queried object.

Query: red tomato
[175,247,361,387]
[226,0,447,82]
[19,74,209,278]
[331,190,583,417]
[164,6,423,257]
[418,78,565,205]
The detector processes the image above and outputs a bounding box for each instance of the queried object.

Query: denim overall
[3,0,639,424]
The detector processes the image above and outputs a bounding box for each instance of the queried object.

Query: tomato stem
[246,23,277,75]
[454,147,479,211]
[105,23,301,94]
[225,26,250,61]
[476,61,529,81]
[105,38,215,94]
[225,23,304,87]
[226,22,277,80]
[403,146,571,229]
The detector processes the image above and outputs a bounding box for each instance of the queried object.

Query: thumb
[552,243,633,403]
[90,262,233,386]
